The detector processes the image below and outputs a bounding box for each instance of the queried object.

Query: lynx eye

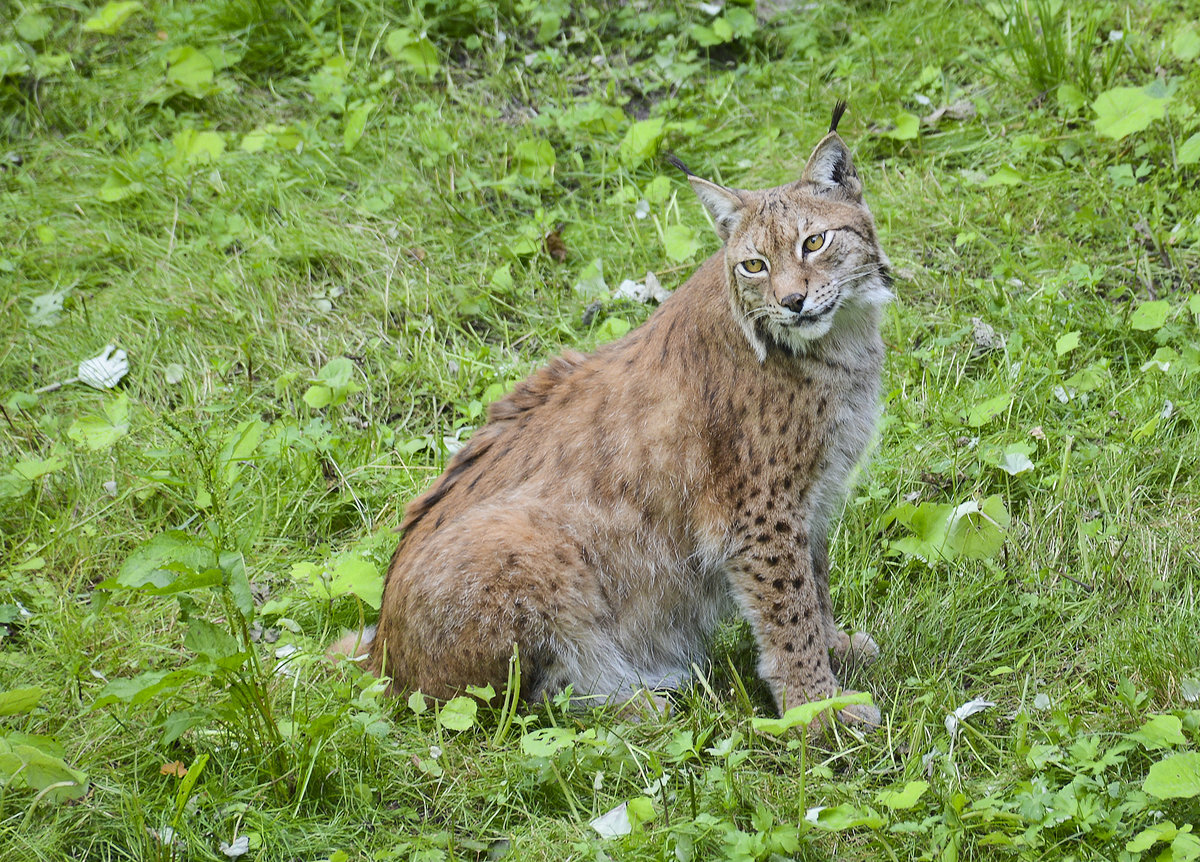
[741,258,767,274]
[802,233,826,253]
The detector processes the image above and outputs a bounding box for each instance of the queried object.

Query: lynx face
[679,125,892,359]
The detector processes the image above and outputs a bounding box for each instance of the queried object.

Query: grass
[2,0,1200,859]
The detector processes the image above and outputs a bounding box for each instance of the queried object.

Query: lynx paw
[832,630,879,671]
[836,692,882,729]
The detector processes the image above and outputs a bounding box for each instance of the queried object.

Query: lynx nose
[780,293,806,313]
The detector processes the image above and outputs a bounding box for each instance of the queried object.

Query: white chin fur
[768,315,834,353]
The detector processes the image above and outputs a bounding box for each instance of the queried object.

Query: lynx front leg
[725,527,842,718]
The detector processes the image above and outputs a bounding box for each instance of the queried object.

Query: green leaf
[91,669,191,708]
[28,290,66,326]
[98,169,144,203]
[385,28,440,79]
[343,100,375,152]
[437,696,478,731]
[165,46,215,98]
[0,687,45,717]
[807,803,885,831]
[944,495,1010,559]
[303,384,333,408]
[663,223,699,262]
[1144,752,1200,799]
[67,392,131,450]
[752,691,874,734]
[619,118,666,168]
[520,727,577,757]
[16,12,54,42]
[407,691,427,715]
[82,1,143,35]
[107,531,215,591]
[1127,821,1180,853]
[1172,24,1200,61]
[1178,132,1200,166]
[1092,83,1171,140]
[13,457,65,481]
[882,112,919,141]
[513,139,556,180]
[1130,715,1187,750]
[219,419,265,487]
[172,128,224,168]
[0,737,88,801]
[0,43,31,79]
[596,317,631,341]
[1130,299,1169,331]
[1056,83,1086,114]
[184,618,242,661]
[1055,330,1080,356]
[982,165,1023,186]
[876,780,929,810]
[626,796,656,829]
[960,392,1012,427]
[328,556,382,609]
[314,357,363,402]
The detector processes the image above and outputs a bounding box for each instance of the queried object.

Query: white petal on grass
[804,805,826,823]
[103,480,118,496]
[219,835,250,857]
[1182,677,1200,704]
[945,697,995,738]
[78,345,129,389]
[165,363,186,384]
[1033,693,1051,710]
[635,199,650,219]
[590,802,632,838]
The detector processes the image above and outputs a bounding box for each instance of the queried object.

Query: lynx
[334,102,892,727]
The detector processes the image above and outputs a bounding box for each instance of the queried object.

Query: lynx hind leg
[525,646,689,719]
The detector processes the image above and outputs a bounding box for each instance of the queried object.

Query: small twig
[1058,571,1094,593]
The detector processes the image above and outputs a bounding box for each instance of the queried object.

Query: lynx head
[671,102,892,360]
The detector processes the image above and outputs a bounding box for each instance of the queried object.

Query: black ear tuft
[666,154,695,177]
[830,100,849,133]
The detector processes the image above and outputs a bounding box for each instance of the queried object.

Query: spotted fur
[332,105,891,727]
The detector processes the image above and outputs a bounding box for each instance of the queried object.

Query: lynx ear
[799,132,862,202]
[667,154,746,241]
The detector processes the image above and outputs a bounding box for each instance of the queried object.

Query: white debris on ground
[945,697,996,739]
[613,271,671,304]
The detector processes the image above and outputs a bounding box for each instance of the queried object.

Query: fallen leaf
[543,225,568,262]
[923,99,976,126]
[160,760,187,777]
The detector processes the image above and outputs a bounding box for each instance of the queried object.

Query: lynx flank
[334,102,892,727]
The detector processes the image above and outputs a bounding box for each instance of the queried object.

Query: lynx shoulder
[333,102,892,727]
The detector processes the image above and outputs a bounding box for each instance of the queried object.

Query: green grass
[2,0,1200,859]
